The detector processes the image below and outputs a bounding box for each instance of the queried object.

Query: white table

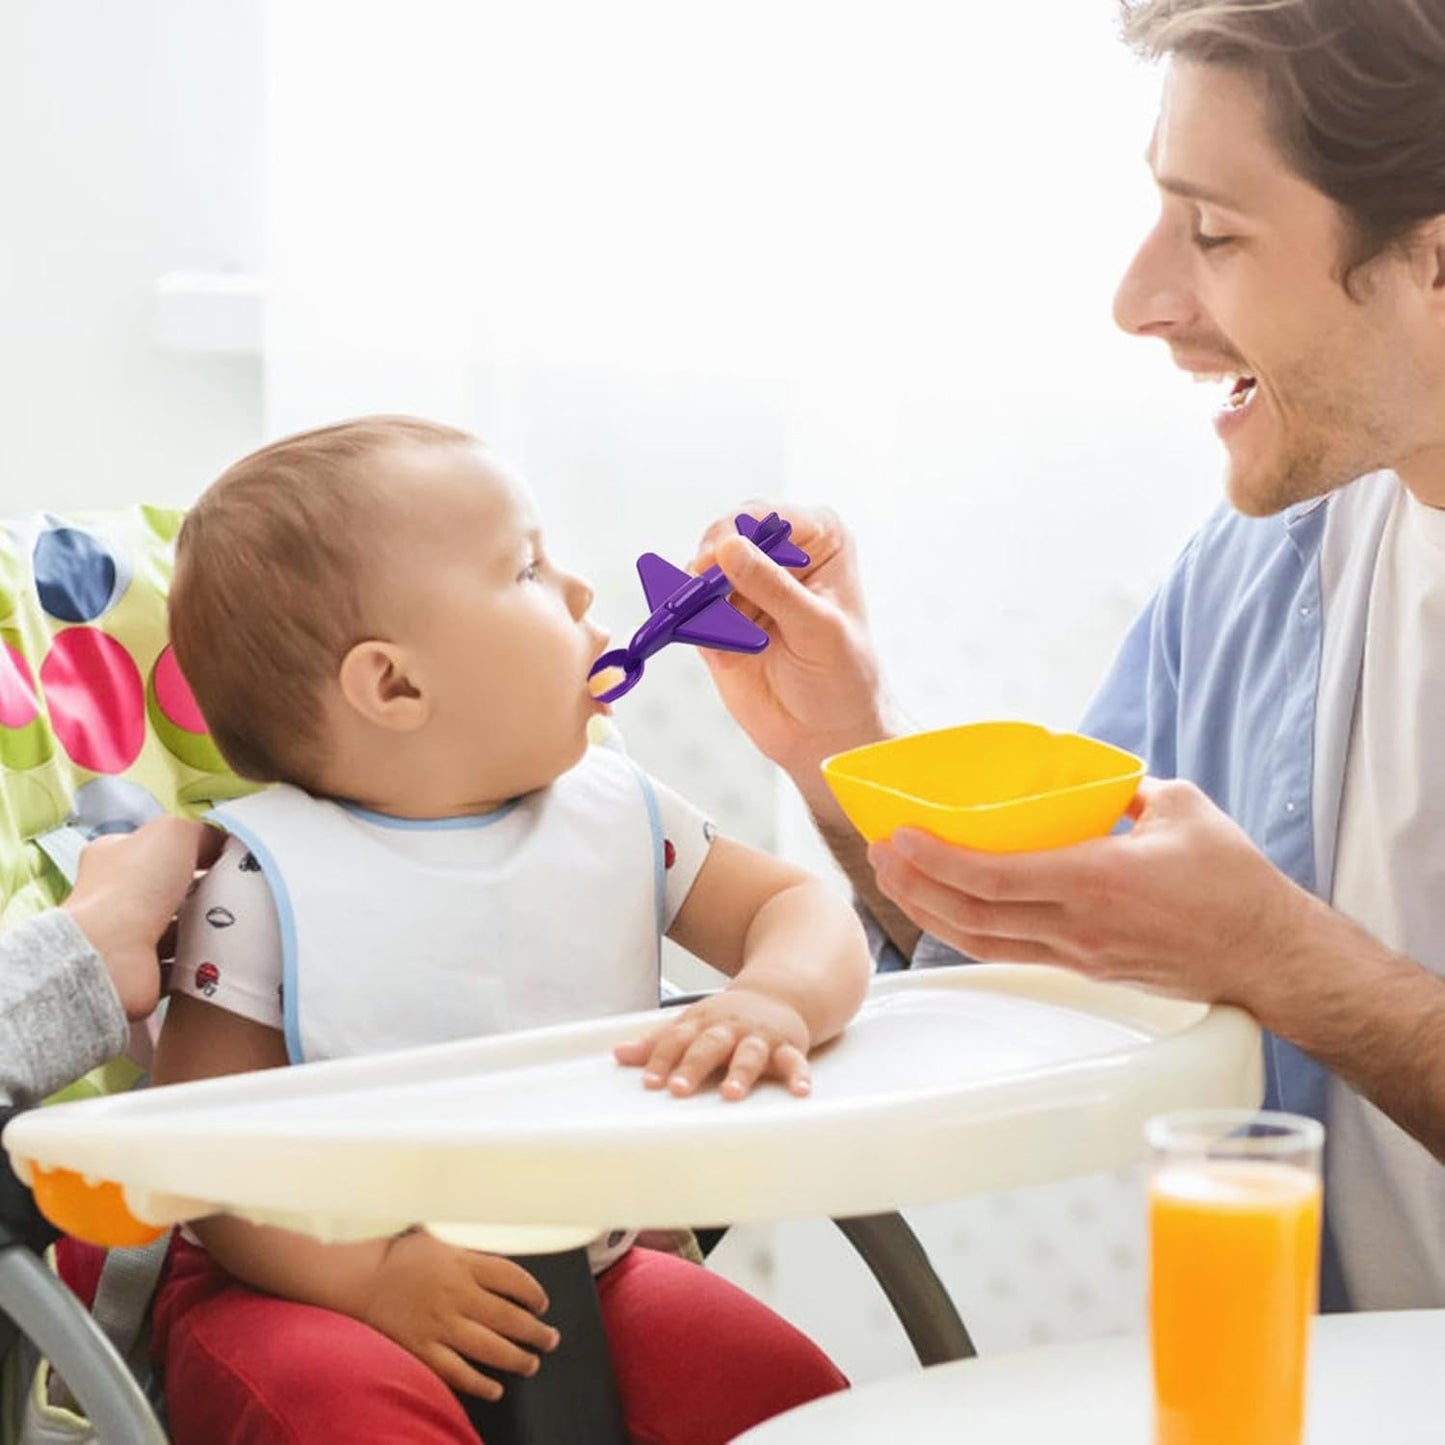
[736,1309,1444,1443]
[5,965,1261,1250]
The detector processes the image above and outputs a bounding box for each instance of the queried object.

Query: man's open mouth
[1223,374,1258,411]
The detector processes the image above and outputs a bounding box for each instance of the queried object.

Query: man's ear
[1413,215,1445,296]
[337,640,430,732]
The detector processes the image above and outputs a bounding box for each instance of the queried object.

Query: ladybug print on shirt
[171,833,287,1031]
[656,814,721,930]
[663,816,715,875]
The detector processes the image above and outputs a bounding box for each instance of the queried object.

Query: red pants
[144,1239,846,1445]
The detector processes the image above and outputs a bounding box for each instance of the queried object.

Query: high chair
[0,505,249,1445]
[0,504,974,1445]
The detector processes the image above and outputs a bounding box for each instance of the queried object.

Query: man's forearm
[812,812,922,960]
[786,764,922,961]
[1248,897,1445,1162]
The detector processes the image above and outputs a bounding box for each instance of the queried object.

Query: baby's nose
[569,573,595,617]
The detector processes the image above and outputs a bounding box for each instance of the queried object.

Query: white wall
[259,0,1227,854]
[5,0,1242,1389]
[0,0,264,516]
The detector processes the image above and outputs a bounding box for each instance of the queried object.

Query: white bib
[212,746,665,1066]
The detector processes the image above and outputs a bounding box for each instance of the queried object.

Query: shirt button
[1299,606,1312,618]
[1285,801,1297,813]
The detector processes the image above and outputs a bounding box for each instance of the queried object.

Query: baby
[149,416,870,1445]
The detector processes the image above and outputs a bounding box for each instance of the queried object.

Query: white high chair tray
[5,966,1261,1251]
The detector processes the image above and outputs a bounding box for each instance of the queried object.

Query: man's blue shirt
[1080,495,1329,1124]
[899,473,1404,1310]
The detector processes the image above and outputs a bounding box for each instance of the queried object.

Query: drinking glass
[1147,1108,1323,1445]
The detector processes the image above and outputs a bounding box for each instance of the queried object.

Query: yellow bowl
[821,722,1145,853]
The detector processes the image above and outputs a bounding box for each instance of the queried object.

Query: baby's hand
[360,1229,559,1400]
[614,988,812,1101]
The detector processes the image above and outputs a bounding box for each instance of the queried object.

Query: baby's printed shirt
[173,837,282,1026]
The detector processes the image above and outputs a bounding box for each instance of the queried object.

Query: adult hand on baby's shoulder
[614,987,813,1102]
[360,1229,559,1401]
[63,816,225,1020]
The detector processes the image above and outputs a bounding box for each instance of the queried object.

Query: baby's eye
[518,559,541,582]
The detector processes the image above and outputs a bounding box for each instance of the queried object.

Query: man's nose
[1114,220,1196,339]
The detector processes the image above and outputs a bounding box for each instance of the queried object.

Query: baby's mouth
[587,666,625,701]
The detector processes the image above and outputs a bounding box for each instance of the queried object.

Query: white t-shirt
[1328,486,1445,1309]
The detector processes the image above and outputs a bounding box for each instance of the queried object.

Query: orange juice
[1150,1160,1321,1445]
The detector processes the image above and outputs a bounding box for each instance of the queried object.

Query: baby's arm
[152,994,379,1309]
[152,841,557,1399]
[616,837,871,1100]
[154,998,555,1397]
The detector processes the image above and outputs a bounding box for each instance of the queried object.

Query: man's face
[1114,60,1440,516]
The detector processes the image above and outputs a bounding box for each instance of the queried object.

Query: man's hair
[1121,0,1445,285]
[170,415,475,786]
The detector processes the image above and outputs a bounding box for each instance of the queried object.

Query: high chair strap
[87,1237,169,1383]
[43,1233,169,1418]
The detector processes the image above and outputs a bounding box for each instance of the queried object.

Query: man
[694,0,1445,1313]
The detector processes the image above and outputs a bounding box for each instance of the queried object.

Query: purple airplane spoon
[587,512,810,704]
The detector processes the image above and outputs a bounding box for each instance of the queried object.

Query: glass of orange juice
[1147,1109,1323,1445]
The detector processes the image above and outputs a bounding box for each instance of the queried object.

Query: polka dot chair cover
[0,507,255,1091]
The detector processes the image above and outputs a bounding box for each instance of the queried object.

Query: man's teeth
[1191,372,1258,405]
[1223,375,1258,410]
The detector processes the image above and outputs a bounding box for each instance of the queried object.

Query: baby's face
[380,444,611,800]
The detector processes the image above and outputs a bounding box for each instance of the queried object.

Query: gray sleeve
[0,910,128,1106]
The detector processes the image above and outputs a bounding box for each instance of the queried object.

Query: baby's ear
[337,640,429,732]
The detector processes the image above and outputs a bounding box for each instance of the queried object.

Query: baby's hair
[170,415,475,786]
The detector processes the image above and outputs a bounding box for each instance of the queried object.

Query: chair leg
[833,1213,977,1365]
[691,1225,728,1258]
[453,1246,627,1445]
[0,1236,167,1445]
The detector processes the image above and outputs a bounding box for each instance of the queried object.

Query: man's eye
[1191,230,1236,252]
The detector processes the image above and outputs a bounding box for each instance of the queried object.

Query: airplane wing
[673,597,770,653]
[636,552,693,610]
[734,513,809,569]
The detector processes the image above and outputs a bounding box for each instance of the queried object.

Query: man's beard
[1226,396,1388,518]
